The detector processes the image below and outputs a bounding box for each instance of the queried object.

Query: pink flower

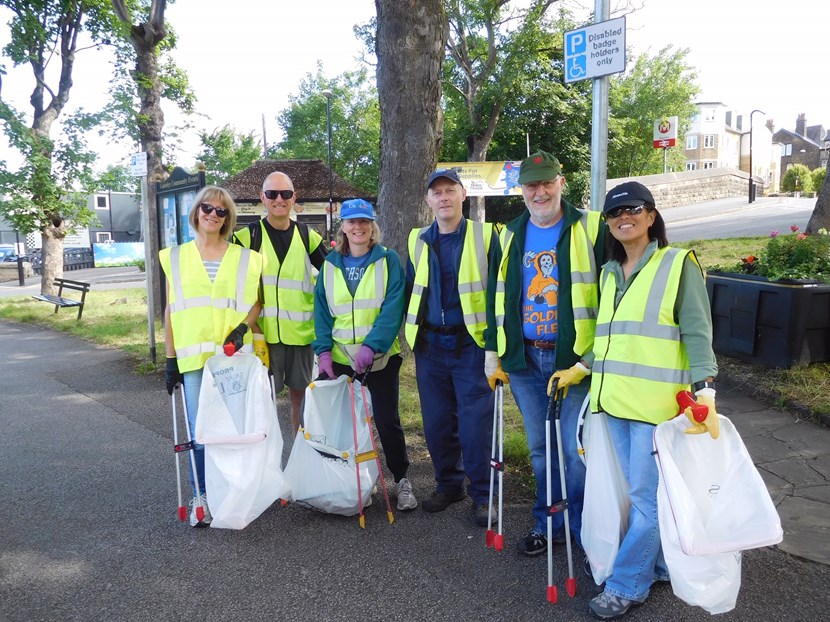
[770,230,779,238]
[791,224,800,233]
[797,233,807,240]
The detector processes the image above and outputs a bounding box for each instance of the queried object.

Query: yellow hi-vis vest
[404,220,493,349]
[235,222,319,345]
[322,256,401,365]
[590,247,694,424]
[160,241,262,373]
[495,210,600,357]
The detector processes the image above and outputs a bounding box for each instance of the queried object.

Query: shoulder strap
[249,221,262,252]
[297,221,311,254]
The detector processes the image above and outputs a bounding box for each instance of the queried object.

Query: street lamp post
[749,109,765,203]
[322,89,334,242]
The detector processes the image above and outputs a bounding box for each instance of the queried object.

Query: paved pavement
[1,317,829,622]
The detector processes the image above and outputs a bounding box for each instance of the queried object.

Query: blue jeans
[182,369,206,497]
[415,339,494,504]
[509,345,587,543]
[604,415,670,602]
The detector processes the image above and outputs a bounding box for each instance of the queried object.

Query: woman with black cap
[586,181,719,620]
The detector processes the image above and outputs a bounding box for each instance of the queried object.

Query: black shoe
[421,489,466,513]
[584,554,593,578]
[517,529,547,556]
[472,502,489,527]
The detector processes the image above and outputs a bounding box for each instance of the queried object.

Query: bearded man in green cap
[485,150,607,557]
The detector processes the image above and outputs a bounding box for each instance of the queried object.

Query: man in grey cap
[486,150,607,556]
[404,169,499,528]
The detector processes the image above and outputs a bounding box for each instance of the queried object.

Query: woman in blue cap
[586,181,718,619]
[312,198,417,511]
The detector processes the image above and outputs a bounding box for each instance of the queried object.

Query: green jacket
[486,201,607,373]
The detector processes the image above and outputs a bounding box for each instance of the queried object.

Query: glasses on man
[199,203,229,218]
[263,189,294,200]
[605,204,645,220]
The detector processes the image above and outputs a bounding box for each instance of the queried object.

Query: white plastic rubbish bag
[580,411,630,586]
[657,472,742,615]
[654,414,782,555]
[195,352,288,529]
[654,414,783,614]
[284,375,378,516]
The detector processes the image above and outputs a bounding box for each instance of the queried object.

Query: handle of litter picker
[223,342,236,357]
[676,390,708,423]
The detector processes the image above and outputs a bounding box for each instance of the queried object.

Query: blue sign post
[563,16,626,84]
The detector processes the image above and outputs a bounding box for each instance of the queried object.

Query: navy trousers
[415,338,494,504]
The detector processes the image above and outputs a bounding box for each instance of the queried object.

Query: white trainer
[188,494,212,527]
[396,477,418,511]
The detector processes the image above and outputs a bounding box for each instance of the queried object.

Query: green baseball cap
[518,150,562,184]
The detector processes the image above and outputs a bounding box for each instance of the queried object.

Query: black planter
[706,271,830,368]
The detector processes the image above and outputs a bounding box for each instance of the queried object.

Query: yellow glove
[484,350,509,391]
[547,361,590,398]
[683,388,719,439]
[253,333,270,369]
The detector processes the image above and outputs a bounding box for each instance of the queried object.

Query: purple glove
[318,351,335,379]
[354,345,375,374]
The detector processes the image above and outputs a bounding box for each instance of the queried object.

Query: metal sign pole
[141,174,157,364]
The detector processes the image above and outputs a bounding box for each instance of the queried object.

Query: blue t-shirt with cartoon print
[521,218,564,342]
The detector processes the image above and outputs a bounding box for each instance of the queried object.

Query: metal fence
[31,248,95,275]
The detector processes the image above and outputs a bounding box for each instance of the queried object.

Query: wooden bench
[32,277,91,319]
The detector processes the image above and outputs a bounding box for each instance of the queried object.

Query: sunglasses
[263,189,294,200]
[199,203,229,218]
[605,204,645,219]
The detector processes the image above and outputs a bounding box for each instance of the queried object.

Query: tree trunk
[133,42,165,318]
[466,105,501,223]
[806,159,830,234]
[113,0,169,318]
[374,0,447,261]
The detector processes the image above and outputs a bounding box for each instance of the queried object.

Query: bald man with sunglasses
[233,171,327,432]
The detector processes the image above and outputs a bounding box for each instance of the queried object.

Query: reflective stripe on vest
[494,211,600,357]
[160,242,261,372]
[322,256,400,364]
[404,220,492,348]
[255,222,317,345]
[590,247,691,424]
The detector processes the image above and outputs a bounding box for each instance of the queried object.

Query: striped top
[203,260,221,282]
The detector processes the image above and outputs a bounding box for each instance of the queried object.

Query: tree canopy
[195,125,261,186]
[607,45,700,178]
[270,64,380,196]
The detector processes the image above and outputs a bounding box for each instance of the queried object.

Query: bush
[781,164,813,193]
[723,226,830,282]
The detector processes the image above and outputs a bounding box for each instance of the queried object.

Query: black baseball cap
[603,181,655,214]
[427,168,463,189]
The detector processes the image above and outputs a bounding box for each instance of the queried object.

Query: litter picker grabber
[545,379,576,603]
[179,385,206,523]
[171,385,205,523]
[486,379,505,551]
[349,370,394,528]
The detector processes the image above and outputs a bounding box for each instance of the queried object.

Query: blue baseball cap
[340,198,375,220]
[427,168,463,189]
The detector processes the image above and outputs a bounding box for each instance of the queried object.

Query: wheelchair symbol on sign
[567,56,586,81]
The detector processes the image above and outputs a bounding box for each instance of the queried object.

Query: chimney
[796,113,807,136]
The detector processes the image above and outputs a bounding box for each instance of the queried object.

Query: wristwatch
[692,380,716,392]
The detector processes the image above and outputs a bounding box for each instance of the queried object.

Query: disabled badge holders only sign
[563,16,626,83]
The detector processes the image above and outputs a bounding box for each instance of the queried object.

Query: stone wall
[0,262,33,282]
[606,168,752,209]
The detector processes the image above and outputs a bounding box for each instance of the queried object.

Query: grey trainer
[587,590,639,620]
[188,494,212,528]
[396,477,418,511]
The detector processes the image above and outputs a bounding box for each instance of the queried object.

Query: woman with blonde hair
[160,185,263,527]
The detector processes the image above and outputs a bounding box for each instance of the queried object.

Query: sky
[0,0,826,173]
